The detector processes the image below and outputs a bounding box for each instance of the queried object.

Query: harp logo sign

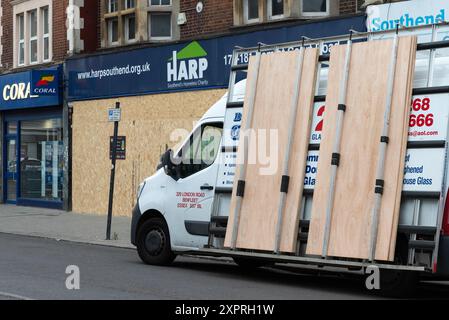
[167,41,209,88]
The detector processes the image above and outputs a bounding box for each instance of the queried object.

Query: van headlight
[137,181,146,200]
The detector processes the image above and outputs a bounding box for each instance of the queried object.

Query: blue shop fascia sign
[0,65,62,111]
[67,15,366,101]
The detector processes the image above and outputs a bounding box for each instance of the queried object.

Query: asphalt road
[0,233,448,300]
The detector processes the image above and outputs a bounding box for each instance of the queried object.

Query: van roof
[200,79,246,121]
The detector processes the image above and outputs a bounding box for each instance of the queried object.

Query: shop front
[1,67,64,209]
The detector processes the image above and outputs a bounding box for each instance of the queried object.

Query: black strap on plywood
[338,104,347,112]
[375,179,384,195]
[280,175,290,193]
[236,180,246,197]
[331,153,341,166]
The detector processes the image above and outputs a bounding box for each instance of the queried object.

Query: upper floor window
[148,0,172,40]
[17,14,25,66]
[109,0,118,12]
[125,0,136,9]
[108,18,119,45]
[236,0,333,27]
[14,0,52,67]
[149,13,172,39]
[103,0,178,47]
[42,7,50,61]
[29,10,38,64]
[302,0,328,16]
[150,0,171,5]
[244,0,259,24]
[268,0,284,20]
[124,14,136,42]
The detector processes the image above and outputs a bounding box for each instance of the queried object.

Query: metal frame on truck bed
[199,23,449,274]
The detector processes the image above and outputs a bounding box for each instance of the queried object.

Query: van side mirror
[161,149,176,177]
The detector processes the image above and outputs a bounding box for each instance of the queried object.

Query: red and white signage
[309,102,325,144]
[408,94,449,142]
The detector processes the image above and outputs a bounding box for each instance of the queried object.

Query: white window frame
[125,0,135,9]
[29,10,38,64]
[148,12,172,40]
[17,14,25,66]
[109,0,118,13]
[124,14,136,43]
[243,0,260,24]
[42,6,50,62]
[267,0,285,21]
[108,18,119,45]
[301,0,329,17]
[13,0,52,68]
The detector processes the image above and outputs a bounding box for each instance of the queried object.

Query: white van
[130,79,246,260]
[131,29,449,296]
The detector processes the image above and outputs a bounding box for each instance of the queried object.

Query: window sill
[104,12,119,19]
[233,13,340,30]
[268,15,285,21]
[147,5,173,12]
[301,12,330,17]
[232,17,306,29]
[149,37,173,41]
[11,61,57,72]
[243,19,261,25]
[121,8,136,15]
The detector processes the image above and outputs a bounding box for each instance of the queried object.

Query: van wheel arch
[137,209,166,235]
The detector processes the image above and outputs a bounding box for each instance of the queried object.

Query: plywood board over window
[224,48,319,253]
[306,36,417,261]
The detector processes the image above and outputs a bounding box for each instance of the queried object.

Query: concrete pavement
[0,204,132,248]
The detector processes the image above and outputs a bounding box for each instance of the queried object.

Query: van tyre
[137,217,176,266]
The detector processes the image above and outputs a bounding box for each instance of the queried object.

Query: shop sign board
[66,16,366,101]
[31,70,59,96]
[0,67,62,111]
[366,0,449,32]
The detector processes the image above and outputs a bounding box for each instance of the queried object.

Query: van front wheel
[136,217,176,266]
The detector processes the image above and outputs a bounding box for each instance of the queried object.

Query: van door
[167,121,223,249]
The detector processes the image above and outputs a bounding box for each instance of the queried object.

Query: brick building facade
[180,0,233,39]
[0,0,97,73]
[96,0,371,48]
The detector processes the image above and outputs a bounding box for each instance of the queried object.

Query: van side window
[177,122,223,179]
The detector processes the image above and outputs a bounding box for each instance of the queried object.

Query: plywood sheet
[224,48,319,252]
[306,36,416,261]
[71,89,226,216]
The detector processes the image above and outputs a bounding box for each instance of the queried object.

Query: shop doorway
[5,123,18,203]
[3,117,63,209]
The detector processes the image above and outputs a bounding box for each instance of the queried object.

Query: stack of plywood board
[224,48,319,253]
[306,36,417,261]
